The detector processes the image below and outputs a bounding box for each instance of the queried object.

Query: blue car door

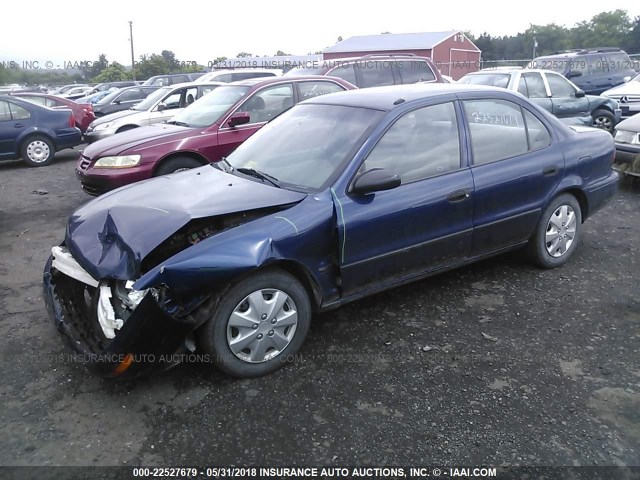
[0,99,31,159]
[459,95,563,256]
[333,100,474,297]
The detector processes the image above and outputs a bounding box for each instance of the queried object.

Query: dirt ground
[0,147,638,468]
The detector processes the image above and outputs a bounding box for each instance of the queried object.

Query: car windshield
[225,104,383,192]
[284,67,326,76]
[170,85,250,127]
[459,73,511,88]
[95,89,125,105]
[133,87,171,111]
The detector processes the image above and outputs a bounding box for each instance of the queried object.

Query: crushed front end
[43,246,199,378]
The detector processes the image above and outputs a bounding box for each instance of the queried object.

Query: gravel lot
[0,147,639,468]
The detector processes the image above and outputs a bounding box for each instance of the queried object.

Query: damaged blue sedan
[43,84,618,378]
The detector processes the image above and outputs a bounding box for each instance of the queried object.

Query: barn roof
[323,31,458,53]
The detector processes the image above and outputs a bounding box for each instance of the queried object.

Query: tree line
[471,10,640,61]
[1,9,638,86]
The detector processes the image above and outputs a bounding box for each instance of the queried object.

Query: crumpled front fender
[134,193,339,301]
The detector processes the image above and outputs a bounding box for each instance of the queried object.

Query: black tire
[197,269,311,378]
[591,109,615,134]
[154,156,202,176]
[116,125,138,134]
[527,193,582,268]
[21,135,55,167]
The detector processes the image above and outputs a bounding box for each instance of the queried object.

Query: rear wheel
[21,135,55,167]
[154,156,202,175]
[591,109,615,133]
[527,193,582,268]
[197,269,311,377]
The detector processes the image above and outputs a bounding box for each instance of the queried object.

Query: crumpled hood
[90,109,140,127]
[66,166,306,281]
[82,124,192,158]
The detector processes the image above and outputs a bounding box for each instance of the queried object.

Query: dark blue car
[0,95,82,166]
[43,84,618,379]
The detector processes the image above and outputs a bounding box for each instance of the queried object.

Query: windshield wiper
[166,120,190,127]
[235,167,281,188]
[217,157,234,173]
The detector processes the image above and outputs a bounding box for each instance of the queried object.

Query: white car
[84,82,223,142]
[196,68,281,83]
[602,73,640,119]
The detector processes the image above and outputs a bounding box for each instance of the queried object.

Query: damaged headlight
[94,155,141,168]
[97,280,151,339]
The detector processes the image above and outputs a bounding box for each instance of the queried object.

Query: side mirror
[227,111,251,128]
[351,168,401,195]
[157,103,166,112]
[567,71,582,79]
[575,89,586,98]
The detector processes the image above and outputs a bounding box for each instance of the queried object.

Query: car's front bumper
[619,104,640,119]
[43,254,198,379]
[84,128,116,143]
[615,142,640,165]
[75,161,155,196]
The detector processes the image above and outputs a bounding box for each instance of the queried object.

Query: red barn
[322,31,481,80]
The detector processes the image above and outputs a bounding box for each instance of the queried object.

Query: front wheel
[197,269,311,377]
[591,109,615,134]
[21,135,55,167]
[154,156,202,175]
[527,194,582,268]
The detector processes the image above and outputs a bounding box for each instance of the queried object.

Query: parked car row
[77,76,355,194]
[458,68,622,132]
[43,82,619,379]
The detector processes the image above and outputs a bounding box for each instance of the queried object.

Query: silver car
[602,73,640,119]
[84,82,223,143]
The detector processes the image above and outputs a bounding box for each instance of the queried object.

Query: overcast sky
[1,0,637,67]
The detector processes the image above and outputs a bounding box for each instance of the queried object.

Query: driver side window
[237,84,294,124]
[360,102,461,184]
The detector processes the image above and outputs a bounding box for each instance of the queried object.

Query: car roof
[466,69,559,75]
[168,81,226,89]
[303,83,509,111]
[228,75,349,87]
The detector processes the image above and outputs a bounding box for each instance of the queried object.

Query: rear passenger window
[0,101,12,121]
[463,99,528,165]
[361,102,460,183]
[356,61,395,88]
[10,104,31,120]
[298,81,345,99]
[519,73,546,98]
[397,60,436,83]
[329,64,356,85]
[523,109,551,150]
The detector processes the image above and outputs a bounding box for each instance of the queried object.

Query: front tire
[154,156,202,175]
[592,109,615,134]
[21,135,55,167]
[527,193,582,268]
[197,269,311,377]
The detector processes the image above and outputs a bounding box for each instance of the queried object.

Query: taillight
[69,113,75,128]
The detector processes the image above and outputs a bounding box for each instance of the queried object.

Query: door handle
[447,189,471,202]
[543,166,559,176]
[14,123,23,128]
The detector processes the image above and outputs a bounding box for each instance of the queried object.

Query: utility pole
[129,21,136,81]
[532,36,538,62]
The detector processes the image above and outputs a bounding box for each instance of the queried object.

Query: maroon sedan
[11,92,96,133]
[76,76,355,195]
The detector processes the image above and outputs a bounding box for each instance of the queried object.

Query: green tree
[236,52,253,58]
[93,62,130,82]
